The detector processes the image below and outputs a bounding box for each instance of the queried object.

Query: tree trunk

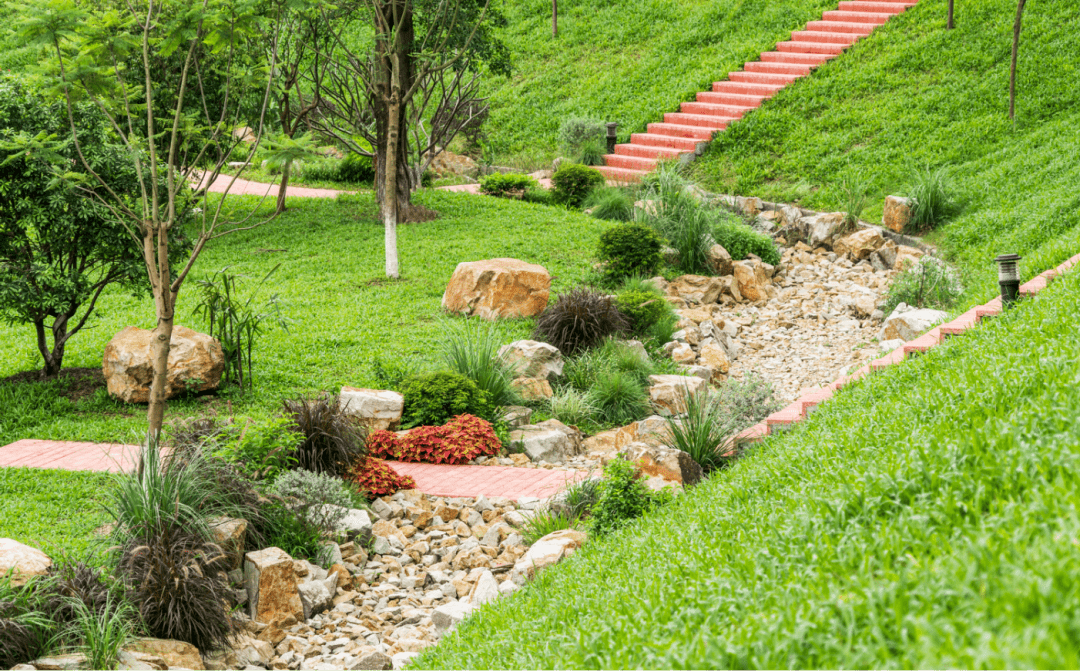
[383,98,401,279]
[552,0,558,37]
[146,314,174,441]
[34,320,64,377]
[1009,0,1028,121]
[947,0,954,29]
[277,160,291,214]
[144,225,175,443]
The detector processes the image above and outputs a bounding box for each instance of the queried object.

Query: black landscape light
[995,253,1022,307]
[606,122,618,154]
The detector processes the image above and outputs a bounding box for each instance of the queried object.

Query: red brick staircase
[597,0,919,183]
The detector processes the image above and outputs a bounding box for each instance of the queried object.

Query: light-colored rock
[500,405,533,428]
[511,376,554,401]
[851,295,878,319]
[878,307,948,342]
[511,529,587,585]
[0,538,51,586]
[116,649,167,671]
[244,547,304,623]
[208,517,248,570]
[617,339,649,362]
[833,229,885,261]
[707,244,733,275]
[736,195,763,216]
[666,275,724,305]
[671,342,696,364]
[441,258,551,319]
[498,340,563,382]
[26,654,87,670]
[801,212,847,248]
[432,601,475,633]
[732,260,770,303]
[102,325,224,403]
[648,375,708,416]
[510,425,574,463]
[619,442,703,486]
[352,651,393,670]
[297,576,334,620]
[468,569,500,606]
[894,244,925,269]
[391,652,422,670]
[697,342,730,374]
[323,505,373,542]
[338,387,404,431]
[233,633,275,667]
[680,364,715,381]
[125,640,205,670]
[883,195,913,233]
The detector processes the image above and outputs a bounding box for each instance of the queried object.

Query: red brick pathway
[0,438,585,500]
[385,461,585,500]
[0,439,142,473]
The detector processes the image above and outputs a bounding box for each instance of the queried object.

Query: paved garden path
[0,438,583,500]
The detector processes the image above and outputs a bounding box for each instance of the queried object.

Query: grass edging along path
[416,265,1080,668]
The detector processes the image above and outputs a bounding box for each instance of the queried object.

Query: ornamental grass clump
[583,186,635,222]
[533,288,629,356]
[283,395,367,476]
[441,319,521,408]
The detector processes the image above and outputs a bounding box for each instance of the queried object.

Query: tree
[16,0,282,441]
[307,0,502,278]
[1009,0,1028,121]
[0,75,182,377]
[947,0,954,29]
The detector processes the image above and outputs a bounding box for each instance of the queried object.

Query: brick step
[806,19,877,34]
[729,70,805,85]
[744,61,814,75]
[646,122,717,140]
[791,29,861,44]
[613,143,684,160]
[603,153,658,171]
[696,91,766,107]
[777,40,850,55]
[596,165,647,184]
[839,1,913,12]
[759,51,837,65]
[630,133,700,151]
[822,10,893,23]
[681,101,753,117]
[664,112,738,129]
[712,80,786,96]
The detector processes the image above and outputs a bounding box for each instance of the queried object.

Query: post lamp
[995,253,1022,307]
[606,122,618,154]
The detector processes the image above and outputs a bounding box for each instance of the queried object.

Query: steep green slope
[417,248,1080,670]
[691,0,1080,295]
[482,0,836,164]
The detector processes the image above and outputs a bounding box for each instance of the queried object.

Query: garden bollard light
[995,253,1022,307]
[606,122,618,154]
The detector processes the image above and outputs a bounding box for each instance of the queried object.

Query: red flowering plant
[366,430,403,460]
[364,414,501,465]
[346,457,416,497]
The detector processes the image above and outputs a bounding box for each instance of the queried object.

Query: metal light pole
[995,253,1022,307]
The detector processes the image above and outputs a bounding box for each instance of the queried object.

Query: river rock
[511,529,587,585]
[648,375,708,415]
[441,258,551,319]
[102,325,224,403]
[878,305,949,342]
[833,229,885,261]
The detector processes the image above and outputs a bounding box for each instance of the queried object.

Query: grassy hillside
[691,0,1080,296]
[482,0,837,164]
[417,248,1080,670]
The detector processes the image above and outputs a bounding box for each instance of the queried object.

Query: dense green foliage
[585,457,670,537]
[478,172,539,198]
[551,164,606,207]
[693,0,1080,294]
[400,371,492,428]
[418,262,1080,669]
[583,186,635,222]
[479,0,836,163]
[596,224,663,282]
[614,290,668,336]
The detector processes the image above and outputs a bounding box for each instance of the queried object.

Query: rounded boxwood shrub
[597,223,663,281]
[616,289,669,335]
[479,172,539,198]
[552,164,606,208]
[400,371,492,428]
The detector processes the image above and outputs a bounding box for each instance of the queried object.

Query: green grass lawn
[416,250,1080,670]
[0,468,112,560]
[692,0,1080,298]
[481,0,838,165]
[0,190,605,446]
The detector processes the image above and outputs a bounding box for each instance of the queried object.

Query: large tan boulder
[0,538,51,586]
[666,275,724,305]
[707,244,733,275]
[619,442,703,486]
[441,258,550,319]
[511,529,587,585]
[338,387,404,431]
[102,326,224,403]
[126,639,205,670]
[732,260,770,303]
[648,375,708,416]
[208,517,248,570]
[698,342,731,374]
[243,547,304,623]
[497,340,564,382]
[883,195,913,233]
[833,229,885,261]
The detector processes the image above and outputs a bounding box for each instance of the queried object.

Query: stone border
[733,253,1080,449]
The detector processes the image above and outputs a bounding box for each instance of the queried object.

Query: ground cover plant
[416,253,1080,669]
[476,0,840,164]
[692,0,1080,298]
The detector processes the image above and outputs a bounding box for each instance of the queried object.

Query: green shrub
[533,288,629,356]
[479,172,540,198]
[259,502,326,560]
[597,223,663,281]
[401,371,492,428]
[592,370,650,427]
[717,373,782,428]
[577,137,607,166]
[552,164,607,208]
[216,417,302,481]
[283,395,367,476]
[336,152,375,183]
[558,116,605,155]
[883,256,965,314]
[616,290,669,336]
[442,318,521,408]
[268,469,357,532]
[520,508,580,546]
[521,187,554,206]
[586,457,670,537]
[905,166,960,231]
[712,220,780,265]
[584,186,634,221]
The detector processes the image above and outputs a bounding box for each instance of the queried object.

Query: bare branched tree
[18,0,286,440]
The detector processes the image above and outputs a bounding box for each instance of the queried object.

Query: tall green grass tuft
[67,595,135,671]
[905,165,959,231]
[664,387,742,472]
[442,318,521,408]
[583,186,635,221]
